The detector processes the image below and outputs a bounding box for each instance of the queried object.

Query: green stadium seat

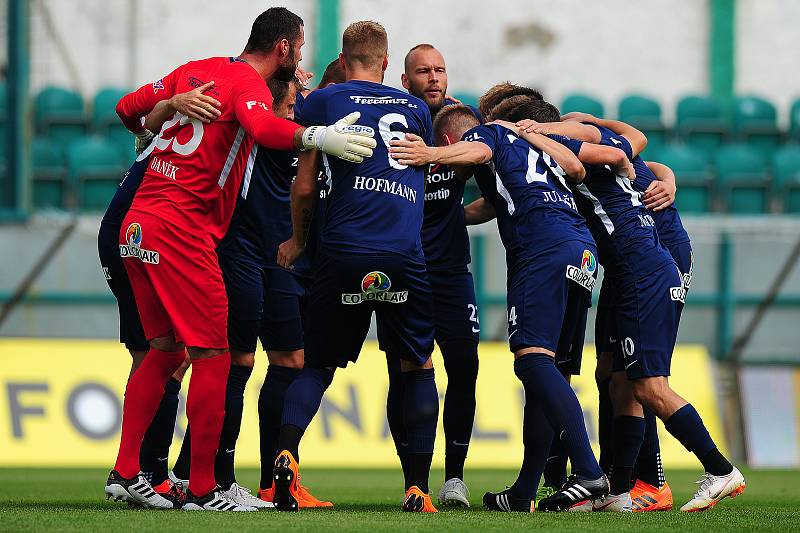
[451,92,479,108]
[66,136,126,211]
[732,96,781,158]
[788,98,800,142]
[0,83,7,161]
[106,123,136,163]
[715,144,769,214]
[31,137,68,209]
[657,144,712,213]
[676,95,727,157]
[561,93,604,118]
[35,86,88,147]
[92,87,128,132]
[618,93,666,157]
[773,146,800,213]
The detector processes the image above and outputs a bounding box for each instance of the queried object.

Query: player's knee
[187,346,228,360]
[609,372,635,410]
[441,340,479,382]
[149,335,184,353]
[268,349,304,369]
[631,377,667,410]
[595,352,613,383]
[172,356,191,382]
[400,356,433,372]
[231,350,256,368]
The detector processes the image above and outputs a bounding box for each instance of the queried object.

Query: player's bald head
[402,44,448,114]
[480,83,543,120]
[491,96,561,124]
[404,44,443,73]
[341,21,388,73]
[433,104,480,146]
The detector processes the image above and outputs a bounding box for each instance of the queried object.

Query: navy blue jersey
[593,125,690,247]
[296,80,433,258]
[421,101,482,271]
[101,149,151,227]
[217,146,327,277]
[560,130,675,276]
[464,124,594,273]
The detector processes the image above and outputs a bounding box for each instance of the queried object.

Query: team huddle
[99,7,746,514]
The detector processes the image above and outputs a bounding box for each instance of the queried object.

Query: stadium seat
[715,144,769,214]
[657,144,712,213]
[106,123,136,163]
[92,87,127,131]
[773,146,800,213]
[732,96,781,158]
[66,136,126,211]
[35,86,88,147]
[0,82,7,161]
[675,95,728,157]
[618,93,666,157]
[789,98,800,142]
[560,93,604,118]
[31,137,69,209]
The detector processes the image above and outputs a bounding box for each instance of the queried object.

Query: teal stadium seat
[66,136,126,211]
[618,93,666,158]
[773,146,800,213]
[732,95,781,158]
[715,144,769,214]
[35,86,88,147]
[789,98,800,142]
[31,137,68,208]
[0,82,7,161]
[657,144,712,213]
[561,93,604,118]
[93,88,135,161]
[676,95,727,158]
[451,92,479,108]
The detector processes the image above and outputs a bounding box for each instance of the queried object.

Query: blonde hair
[342,21,388,71]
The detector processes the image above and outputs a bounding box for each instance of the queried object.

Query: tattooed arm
[277,149,320,269]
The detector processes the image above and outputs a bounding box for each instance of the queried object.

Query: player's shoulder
[462,122,502,142]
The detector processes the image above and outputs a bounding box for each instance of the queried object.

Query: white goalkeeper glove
[301,112,377,163]
[134,129,156,155]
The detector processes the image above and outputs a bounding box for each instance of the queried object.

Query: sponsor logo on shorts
[683,251,694,290]
[671,265,687,303]
[566,265,595,292]
[581,249,597,274]
[341,271,408,305]
[119,222,160,264]
[102,267,111,280]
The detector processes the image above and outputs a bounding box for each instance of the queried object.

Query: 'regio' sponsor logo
[565,265,595,292]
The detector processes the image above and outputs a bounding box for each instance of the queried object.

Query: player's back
[129,57,270,244]
[296,80,432,258]
[468,124,593,270]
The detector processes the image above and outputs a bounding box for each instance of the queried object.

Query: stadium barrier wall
[0,338,725,469]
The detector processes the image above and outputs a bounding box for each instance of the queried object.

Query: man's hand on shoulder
[389,133,434,166]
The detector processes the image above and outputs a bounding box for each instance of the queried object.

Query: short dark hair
[433,104,481,145]
[246,7,304,54]
[491,96,561,124]
[479,83,543,119]
[267,78,290,107]
[342,21,388,71]
[318,58,346,88]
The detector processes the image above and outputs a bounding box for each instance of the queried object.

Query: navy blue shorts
[429,269,480,345]
[304,250,435,368]
[610,261,685,379]
[98,221,148,351]
[506,241,598,355]
[596,240,692,360]
[220,254,310,353]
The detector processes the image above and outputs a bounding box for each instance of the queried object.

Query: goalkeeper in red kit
[104,7,376,512]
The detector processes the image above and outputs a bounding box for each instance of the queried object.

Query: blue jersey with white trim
[217,145,327,277]
[559,130,675,276]
[594,125,690,247]
[421,100,481,271]
[465,124,594,273]
[296,80,433,258]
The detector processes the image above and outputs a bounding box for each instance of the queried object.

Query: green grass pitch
[1,468,798,531]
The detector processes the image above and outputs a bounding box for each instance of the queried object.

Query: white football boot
[680,467,745,512]
[438,478,470,507]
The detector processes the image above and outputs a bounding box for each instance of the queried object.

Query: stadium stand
[618,93,666,158]
[676,95,727,158]
[31,136,68,208]
[561,93,604,117]
[773,145,800,213]
[66,135,127,211]
[733,95,781,159]
[788,98,800,142]
[715,143,770,214]
[658,144,713,213]
[35,86,88,147]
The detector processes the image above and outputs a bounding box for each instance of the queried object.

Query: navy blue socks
[441,340,478,481]
[611,415,645,494]
[510,400,553,500]
[258,364,302,489]
[665,404,732,476]
[279,366,335,461]
[402,368,438,493]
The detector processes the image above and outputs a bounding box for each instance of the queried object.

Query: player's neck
[238,51,278,81]
[346,67,384,85]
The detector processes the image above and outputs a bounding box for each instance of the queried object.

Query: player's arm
[561,112,647,157]
[389,133,492,166]
[143,81,222,132]
[116,69,181,137]
[491,120,585,182]
[577,143,636,180]
[643,161,677,211]
[464,197,496,225]
[277,150,321,269]
[516,120,601,143]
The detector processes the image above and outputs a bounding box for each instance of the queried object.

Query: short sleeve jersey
[295,80,433,258]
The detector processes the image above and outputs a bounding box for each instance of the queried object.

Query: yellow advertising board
[0,338,725,468]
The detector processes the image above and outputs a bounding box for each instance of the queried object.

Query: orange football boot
[272,450,301,511]
[630,479,673,512]
[402,486,438,513]
[265,453,333,509]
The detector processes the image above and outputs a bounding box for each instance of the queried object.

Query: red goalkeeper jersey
[116,56,302,244]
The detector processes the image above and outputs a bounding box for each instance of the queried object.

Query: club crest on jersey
[119,222,159,264]
[581,249,597,274]
[341,271,408,305]
[152,79,164,93]
[566,265,595,292]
